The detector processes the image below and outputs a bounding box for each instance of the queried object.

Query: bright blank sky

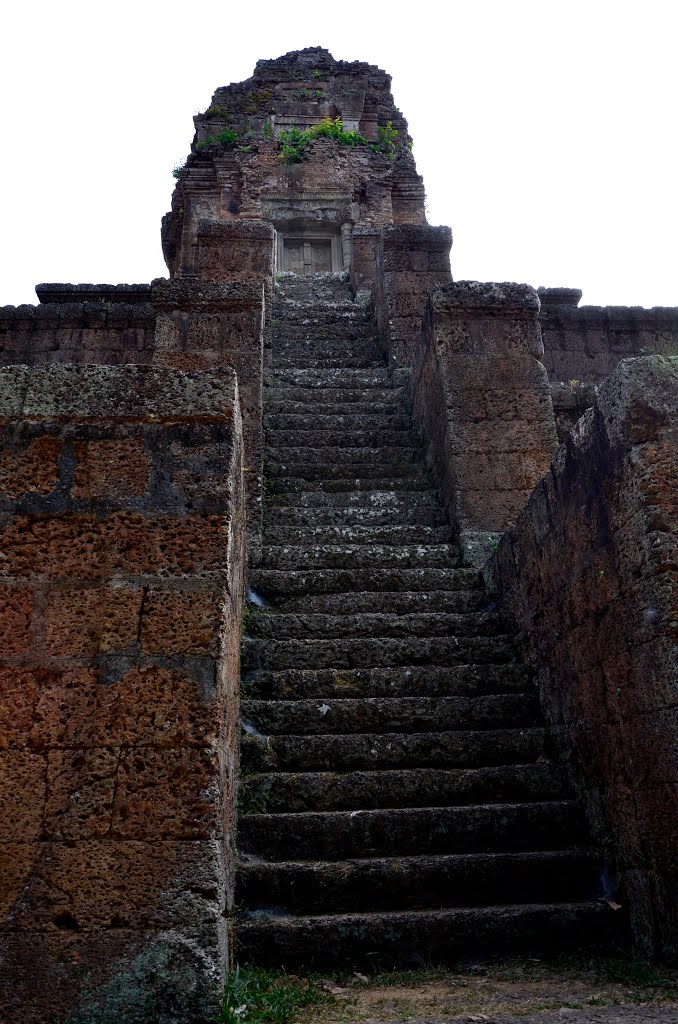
[1,0,675,308]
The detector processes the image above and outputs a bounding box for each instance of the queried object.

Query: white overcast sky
[1,0,675,308]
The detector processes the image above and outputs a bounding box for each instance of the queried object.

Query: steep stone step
[238,801,586,860]
[270,590,488,615]
[269,475,433,493]
[258,545,459,571]
[236,901,618,969]
[241,635,514,672]
[242,694,538,735]
[241,727,545,773]
[267,446,421,466]
[263,524,452,546]
[249,567,483,597]
[273,273,353,303]
[264,368,391,388]
[267,463,430,483]
[266,429,416,448]
[265,412,410,430]
[246,610,503,640]
[264,384,405,406]
[273,355,384,369]
[237,849,601,914]
[240,763,564,814]
[261,501,448,527]
[241,663,535,701]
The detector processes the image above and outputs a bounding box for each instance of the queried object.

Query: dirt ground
[297,960,678,1023]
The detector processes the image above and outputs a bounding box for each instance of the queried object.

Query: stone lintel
[537,286,582,308]
[196,220,275,241]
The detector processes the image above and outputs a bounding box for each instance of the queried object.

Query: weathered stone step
[237,849,601,913]
[247,610,503,641]
[264,505,448,529]
[240,763,565,814]
[258,545,459,571]
[262,493,447,520]
[265,385,404,406]
[249,566,482,597]
[236,901,619,969]
[267,446,421,466]
[271,590,487,615]
[263,524,452,547]
[238,801,586,860]
[272,304,369,322]
[264,405,403,421]
[273,355,385,370]
[264,368,390,388]
[242,635,513,672]
[266,429,416,448]
[267,463,429,482]
[242,663,534,701]
[242,693,538,735]
[269,475,433,493]
[240,726,545,772]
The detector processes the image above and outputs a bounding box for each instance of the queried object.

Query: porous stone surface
[408,281,558,564]
[0,366,245,1022]
[492,356,678,957]
[234,274,621,970]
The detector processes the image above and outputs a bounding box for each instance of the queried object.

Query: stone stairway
[235,273,618,968]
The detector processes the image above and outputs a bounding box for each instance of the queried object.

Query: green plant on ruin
[196,128,240,151]
[311,69,322,79]
[376,119,398,157]
[262,117,273,141]
[278,116,368,164]
[216,967,327,1024]
[171,163,186,179]
[243,89,273,114]
[201,103,233,120]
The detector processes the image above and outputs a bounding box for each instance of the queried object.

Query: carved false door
[283,238,333,275]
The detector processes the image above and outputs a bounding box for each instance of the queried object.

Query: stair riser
[269,477,433,493]
[250,568,481,598]
[273,356,384,369]
[270,591,486,615]
[265,407,405,422]
[258,547,459,571]
[267,447,421,465]
[265,369,391,388]
[247,611,502,641]
[240,728,545,773]
[239,802,586,860]
[237,852,602,914]
[236,903,620,970]
[240,764,565,813]
[263,526,453,546]
[261,507,447,528]
[265,385,404,405]
[241,664,534,701]
[242,636,513,672]
[267,464,429,481]
[265,431,415,448]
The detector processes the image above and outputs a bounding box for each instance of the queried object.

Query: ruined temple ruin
[0,47,676,1022]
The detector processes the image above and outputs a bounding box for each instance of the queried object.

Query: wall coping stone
[433,280,541,319]
[36,283,152,305]
[151,277,264,312]
[0,364,238,422]
[381,224,453,252]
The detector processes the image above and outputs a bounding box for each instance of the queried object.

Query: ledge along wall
[538,289,678,441]
[0,269,271,557]
[0,365,245,1023]
[491,356,678,956]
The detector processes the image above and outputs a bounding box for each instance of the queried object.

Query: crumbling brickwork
[0,365,244,1022]
[492,356,678,956]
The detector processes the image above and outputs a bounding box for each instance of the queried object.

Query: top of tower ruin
[162,49,426,278]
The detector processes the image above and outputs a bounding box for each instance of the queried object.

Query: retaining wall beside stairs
[492,356,678,958]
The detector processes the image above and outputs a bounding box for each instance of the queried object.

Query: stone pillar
[0,365,245,1023]
[340,222,353,273]
[151,277,265,555]
[409,282,558,566]
[375,224,453,370]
